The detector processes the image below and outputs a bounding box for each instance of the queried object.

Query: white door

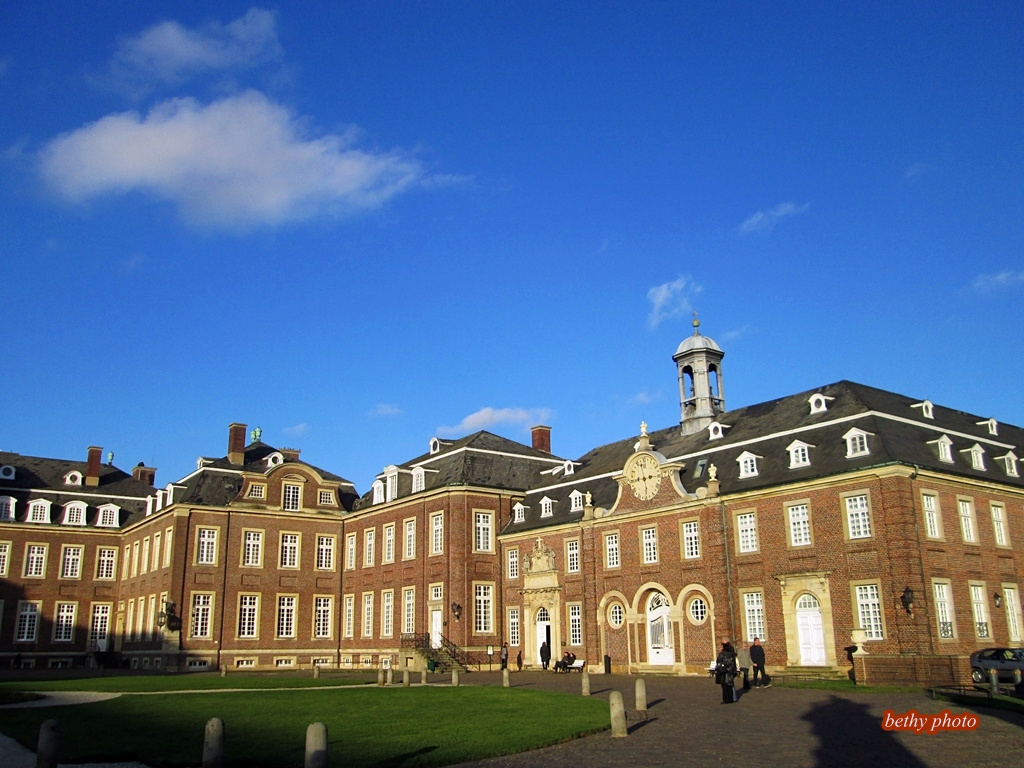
[646,592,674,665]
[536,607,550,664]
[796,594,826,666]
[430,609,443,649]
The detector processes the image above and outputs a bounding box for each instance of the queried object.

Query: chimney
[85,446,102,487]
[280,448,301,462]
[228,422,247,465]
[133,462,157,486]
[531,425,551,454]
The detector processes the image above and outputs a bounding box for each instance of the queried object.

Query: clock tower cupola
[674,315,725,435]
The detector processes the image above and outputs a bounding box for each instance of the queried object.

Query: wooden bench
[567,659,586,672]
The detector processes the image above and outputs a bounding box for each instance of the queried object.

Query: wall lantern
[450,602,463,621]
[994,592,1003,609]
[156,600,181,632]
[900,587,915,616]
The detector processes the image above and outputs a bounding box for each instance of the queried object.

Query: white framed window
[381,590,394,637]
[991,504,1009,547]
[844,428,870,458]
[682,520,700,559]
[372,481,384,504]
[63,502,86,526]
[164,527,173,567]
[958,498,977,543]
[641,526,658,563]
[737,451,759,478]
[845,494,872,539]
[512,503,526,523]
[362,593,374,637]
[609,603,625,628]
[344,595,355,638]
[0,496,14,521]
[963,444,986,471]
[540,497,553,517]
[412,468,425,493]
[197,528,217,565]
[141,538,150,574]
[386,469,398,502]
[970,583,990,639]
[922,493,942,539]
[430,512,444,554]
[566,539,580,573]
[1003,585,1022,643]
[345,533,356,570]
[238,595,259,638]
[508,607,521,646]
[132,541,139,576]
[283,483,302,511]
[737,512,758,553]
[787,441,812,468]
[569,490,583,512]
[28,500,51,523]
[404,519,416,560]
[809,393,832,413]
[688,596,708,624]
[568,603,582,646]
[152,532,161,570]
[96,547,117,580]
[16,601,40,642]
[403,587,415,635]
[190,593,213,639]
[0,542,7,576]
[89,604,111,651]
[383,523,395,563]
[788,504,811,547]
[247,484,266,499]
[855,583,883,639]
[431,583,444,601]
[474,583,494,634]
[280,533,299,568]
[507,548,519,579]
[316,536,335,570]
[318,490,335,506]
[743,592,765,642]
[242,530,263,567]
[60,546,83,579]
[605,532,620,568]
[933,580,955,639]
[23,544,47,577]
[53,603,76,642]
[277,596,296,638]
[363,528,375,566]
[1002,453,1019,477]
[97,505,119,527]
[474,512,493,552]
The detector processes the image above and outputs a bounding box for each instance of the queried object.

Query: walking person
[500,642,509,670]
[750,637,770,688]
[737,641,752,691]
[715,640,738,703]
[539,641,551,670]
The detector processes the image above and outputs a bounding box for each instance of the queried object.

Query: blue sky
[2,2,1022,491]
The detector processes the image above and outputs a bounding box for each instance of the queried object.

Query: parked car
[969,647,1024,684]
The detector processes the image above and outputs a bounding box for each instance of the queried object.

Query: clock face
[627,454,661,501]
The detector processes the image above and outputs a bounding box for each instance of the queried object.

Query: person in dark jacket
[715,640,738,703]
[500,642,509,670]
[539,641,551,670]
[750,637,769,687]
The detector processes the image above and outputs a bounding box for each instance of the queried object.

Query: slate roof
[0,450,153,527]
[504,380,1024,534]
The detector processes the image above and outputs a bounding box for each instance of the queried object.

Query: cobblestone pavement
[451,672,1024,768]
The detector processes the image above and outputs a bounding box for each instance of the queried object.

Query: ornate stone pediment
[523,537,556,574]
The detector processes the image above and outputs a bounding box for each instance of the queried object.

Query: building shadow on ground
[802,695,929,768]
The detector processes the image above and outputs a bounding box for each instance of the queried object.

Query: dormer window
[928,434,954,463]
[0,465,14,480]
[708,421,728,440]
[843,428,871,458]
[569,489,584,512]
[809,394,834,414]
[962,444,986,471]
[385,467,398,502]
[247,483,266,499]
[62,501,87,526]
[912,400,934,419]
[0,496,16,521]
[28,500,51,523]
[64,471,83,486]
[282,482,302,511]
[563,460,575,476]
[372,480,385,504]
[411,467,425,493]
[265,452,284,468]
[787,440,813,469]
[1002,452,1019,477]
[97,504,119,527]
[318,489,335,506]
[429,438,441,455]
[694,459,708,479]
[513,503,526,523]
[977,418,998,436]
[540,497,554,517]
[737,451,760,479]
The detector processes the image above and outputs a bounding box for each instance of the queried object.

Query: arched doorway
[646,592,674,665]
[536,607,551,665]
[796,594,826,666]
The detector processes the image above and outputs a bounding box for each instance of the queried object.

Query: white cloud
[721,324,751,342]
[369,403,403,417]
[629,391,657,406]
[739,201,810,234]
[972,271,1024,294]
[903,162,929,182]
[108,8,282,94]
[437,407,553,438]
[38,91,424,229]
[647,276,701,328]
[282,422,309,436]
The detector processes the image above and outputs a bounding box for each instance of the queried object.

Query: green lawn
[0,671,373,692]
[0,686,609,767]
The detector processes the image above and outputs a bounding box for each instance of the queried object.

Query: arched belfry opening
[673,315,725,435]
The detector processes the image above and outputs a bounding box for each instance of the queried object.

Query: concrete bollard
[220,666,227,678]
[452,669,460,687]
[377,668,385,687]
[305,722,328,768]
[403,669,410,687]
[386,668,393,686]
[313,664,320,679]
[635,677,648,719]
[502,668,510,688]
[581,669,591,696]
[36,719,59,768]
[202,717,225,768]
[609,691,627,738]
[1015,669,1023,698]
[989,667,1000,695]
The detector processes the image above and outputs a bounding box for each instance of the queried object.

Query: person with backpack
[715,640,739,703]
